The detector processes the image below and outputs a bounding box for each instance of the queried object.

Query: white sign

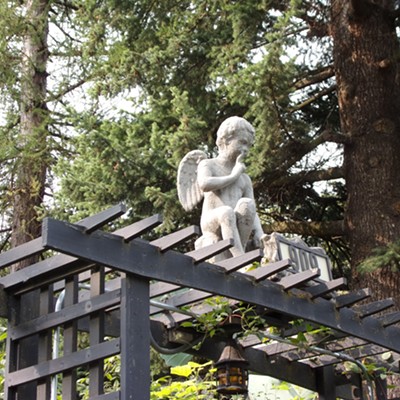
[264,233,333,281]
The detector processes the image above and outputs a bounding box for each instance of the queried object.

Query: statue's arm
[197,157,245,192]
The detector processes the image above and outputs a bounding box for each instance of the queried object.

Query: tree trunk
[331,1,400,395]
[11,0,50,270]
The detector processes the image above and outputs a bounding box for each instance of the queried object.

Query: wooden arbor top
[1,204,399,399]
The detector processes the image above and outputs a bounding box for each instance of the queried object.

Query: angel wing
[177,150,208,211]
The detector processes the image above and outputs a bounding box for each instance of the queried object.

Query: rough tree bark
[11,0,50,270]
[331,2,400,394]
[331,0,400,299]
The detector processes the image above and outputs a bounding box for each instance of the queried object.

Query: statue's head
[216,116,255,151]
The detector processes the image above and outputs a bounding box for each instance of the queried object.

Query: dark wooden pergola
[1,204,400,399]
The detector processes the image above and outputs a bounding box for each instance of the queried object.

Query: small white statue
[177,116,266,261]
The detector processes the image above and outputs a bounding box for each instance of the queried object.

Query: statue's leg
[201,206,244,258]
[235,198,256,250]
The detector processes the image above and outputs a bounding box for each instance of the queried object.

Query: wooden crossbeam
[6,339,120,388]
[246,259,292,282]
[306,278,347,299]
[150,288,211,314]
[117,214,162,241]
[150,225,200,251]
[355,298,395,318]
[335,288,371,309]
[41,217,400,353]
[280,268,320,290]
[88,392,120,400]
[150,281,180,297]
[215,249,263,272]
[9,289,121,341]
[379,311,400,327]
[185,239,233,263]
[0,203,127,270]
[0,214,164,295]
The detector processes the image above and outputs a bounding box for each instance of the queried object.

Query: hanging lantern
[215,339,249,397]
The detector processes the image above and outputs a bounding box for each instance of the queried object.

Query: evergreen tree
[2,0,400,396]
[4,0,400,310]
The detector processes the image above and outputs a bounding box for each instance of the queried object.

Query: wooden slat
[36,286,54,400]
[120,276,151,399]
[378,311,400,327]
[79,203,126,234]
[0,204,126,269]
[151,226,200,252]
[279,268,320,290]
[0,218,161,294]
[242,338,297,354]
[10,289,121,340]
[0,284,7,318]
[185,239,233,263]
[215,249,263,273]
[116,214,162,242]
[62,275,79,398]
[335,288,371,309]
[150,288,211,315]
[245,259,292,282]
[355,298,395,318]
[89,392,120,400]
[0,238,43,270]
[150,281,180,297]
[89,267,106,397]
[306,278,347,299]
[6,339,120,388]
[0,254,87,292]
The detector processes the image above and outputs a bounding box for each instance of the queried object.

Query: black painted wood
[120,275,150,400]
[150,225,200,251]
[116,214,162,242]
[7,339,120,388]
[306,277,347,299]
[185,239,233,263]
[379,311,400,327]
[10,289,120,340]
[245,259,292,282]
[62,275,79,399]
[335,288,371,309]
[355,298,395,318]
[3,208,400,399]
[89,266,105,398]
[215,249,263,272]
[279,268,320,290]
[41,217,400,353]
[0,203,126,270]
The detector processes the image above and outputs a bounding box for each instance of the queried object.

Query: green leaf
[161,352,193,367]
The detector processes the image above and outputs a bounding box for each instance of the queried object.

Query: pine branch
[271,166,344,187]
[262,219,346,238]
[358,240,400,273]
[320,128,350,145]
[48,78,88,102]
[290,85,336,113]
[271,128,347,178]
[293,66,335,90]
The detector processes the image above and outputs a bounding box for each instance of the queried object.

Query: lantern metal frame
[215,338,249,397]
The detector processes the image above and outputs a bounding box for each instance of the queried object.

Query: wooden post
[317,366,336,400]
[120,274,150,400]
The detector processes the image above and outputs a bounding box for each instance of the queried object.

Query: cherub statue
[177,116,266,261]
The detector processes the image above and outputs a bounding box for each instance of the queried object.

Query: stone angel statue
[177,116,266,261]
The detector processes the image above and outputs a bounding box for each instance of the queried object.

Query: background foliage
[1,0,400,397]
